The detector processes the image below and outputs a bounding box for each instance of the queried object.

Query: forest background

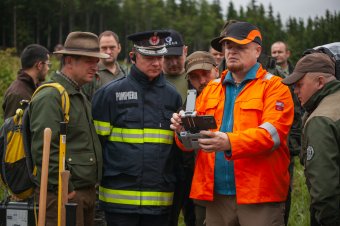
[0,0,339,225]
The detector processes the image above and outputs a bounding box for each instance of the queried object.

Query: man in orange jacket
[170,21,294,226]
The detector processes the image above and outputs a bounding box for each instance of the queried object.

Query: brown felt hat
[282,53,335,85]
[54,31,109,58]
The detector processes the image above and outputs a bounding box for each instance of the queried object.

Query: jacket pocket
[196,98,219,115]
[66,152,97,185]
[238,98,263,128]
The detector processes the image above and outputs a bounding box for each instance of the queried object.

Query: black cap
[164,29,184,56]
[210,20,238,52]
[220,22,262,46]
[127,30,170,56]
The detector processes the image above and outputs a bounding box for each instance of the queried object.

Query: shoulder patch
[306,145,314,161]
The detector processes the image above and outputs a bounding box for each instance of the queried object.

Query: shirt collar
[57,71,80,90]
[223,62,260,85]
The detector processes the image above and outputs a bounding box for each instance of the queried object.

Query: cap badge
[149,34,160,46]
[165,36,172,45]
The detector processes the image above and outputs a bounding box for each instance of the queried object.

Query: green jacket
[301,80,340,226]
[82,61,127,100]
[30,72,102,192]
[164,71,188,103]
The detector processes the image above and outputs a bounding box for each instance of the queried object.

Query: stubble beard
[227,62,244,73]
[102,57,116,66]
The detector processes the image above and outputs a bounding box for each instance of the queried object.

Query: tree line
[0,0,339,64]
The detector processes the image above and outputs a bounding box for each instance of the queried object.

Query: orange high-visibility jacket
[176,66,294,204]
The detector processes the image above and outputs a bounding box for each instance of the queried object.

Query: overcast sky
[218,0,340,23]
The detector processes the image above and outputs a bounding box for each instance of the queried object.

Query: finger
[200,130,214,137]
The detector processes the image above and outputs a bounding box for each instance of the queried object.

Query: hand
[68,191,76,200]
[198,130,231,152]
[170,110,185,133]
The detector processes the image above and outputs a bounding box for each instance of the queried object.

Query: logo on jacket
[306,145,314,161]
[116,91,138,101]
[275,101,284,111]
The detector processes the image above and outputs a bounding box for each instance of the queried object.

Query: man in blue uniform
[92,30,182,226]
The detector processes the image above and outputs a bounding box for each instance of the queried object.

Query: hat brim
[54,50,109,59]
[186,63,214,76]
[281,71,305,85]
[210,36,223,52]
[165,46,184,56]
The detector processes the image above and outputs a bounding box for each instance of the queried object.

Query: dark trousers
[168,167,196,226]
[284,157,294,226]
[105,212,169,226]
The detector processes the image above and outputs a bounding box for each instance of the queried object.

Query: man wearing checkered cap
[170,21,294,225]
[92,30,182,226]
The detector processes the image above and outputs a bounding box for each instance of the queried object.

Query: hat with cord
[127,30,170,56]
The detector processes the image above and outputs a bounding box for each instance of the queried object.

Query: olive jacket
[301,80,340,226]
[29,72,102,192]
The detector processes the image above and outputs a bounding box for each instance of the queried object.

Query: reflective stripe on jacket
[92,65,182,214]
[176,66,294,204]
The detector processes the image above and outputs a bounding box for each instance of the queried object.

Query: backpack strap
[32,83,70,123]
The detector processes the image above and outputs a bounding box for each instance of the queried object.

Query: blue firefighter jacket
[92,65,182,215]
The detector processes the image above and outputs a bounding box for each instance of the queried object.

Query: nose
[199,76,206,85]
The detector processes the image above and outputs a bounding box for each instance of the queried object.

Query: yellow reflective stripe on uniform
[259,122,280,151]
[99,186,174,206]
[109,127,174,144]
[93,120,111,136]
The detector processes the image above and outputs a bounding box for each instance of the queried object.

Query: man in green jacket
[30,31,107,226]
[282,52,340,226]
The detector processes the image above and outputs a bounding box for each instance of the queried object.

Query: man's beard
[227,62,244,73]
[37,71,46,82]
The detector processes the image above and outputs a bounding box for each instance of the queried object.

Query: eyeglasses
[42,62,52,67]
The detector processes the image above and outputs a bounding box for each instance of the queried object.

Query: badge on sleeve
[306,145,314,161]
[275,101,284,111]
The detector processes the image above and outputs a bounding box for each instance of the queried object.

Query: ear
[316,76,327,89]
[35,61,43,70]
[183,46,188,57]
[286,50,291,58]
[129,51,136,64]
[255,45,262,58]
[117,43,122,53]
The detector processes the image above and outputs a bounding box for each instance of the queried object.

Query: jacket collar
[303,80,340,113]
[17,70,37,89]
[222,63,260,86]
[50,71,81,95]
[128,64,165,87]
